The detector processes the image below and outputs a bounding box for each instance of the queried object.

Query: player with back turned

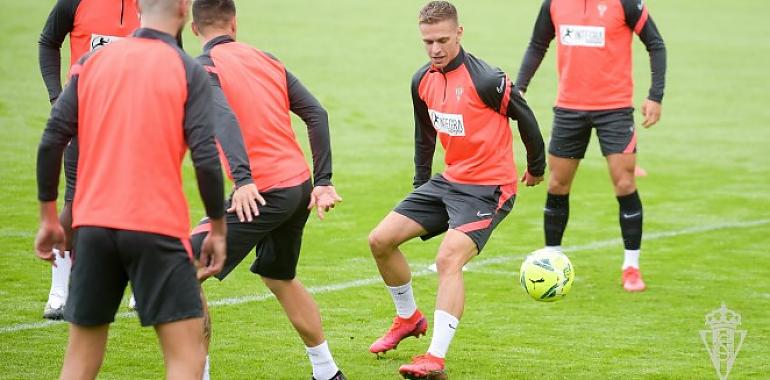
[34,0,227,378]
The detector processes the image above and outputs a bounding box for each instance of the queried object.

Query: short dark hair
[192,0,236,32]
[419,1,458,24]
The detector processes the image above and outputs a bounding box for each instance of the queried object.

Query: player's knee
[368,229,396,258]
[547,178,570,194]
[613,179,636,196]
[434,251,465,275]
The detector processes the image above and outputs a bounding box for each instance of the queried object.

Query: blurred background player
[367,2,545,378]
[34,0,227,378]
[189,1,345,379]
[515,0,667,292]
[37,0,140,320]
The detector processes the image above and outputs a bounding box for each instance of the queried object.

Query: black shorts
[549,107,637,159]
[65,227,202,327]
[63,137,78,202]
[393,174,516,252]
[191,180,312,281]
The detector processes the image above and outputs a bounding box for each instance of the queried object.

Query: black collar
[203,35,235,53]
[132,28,179,46]
[431,47,465,74]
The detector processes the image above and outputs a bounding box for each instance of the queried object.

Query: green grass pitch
[1,0,769,378]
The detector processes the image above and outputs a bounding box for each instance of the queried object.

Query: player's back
[205,39,309,190]
[73,30,193,240]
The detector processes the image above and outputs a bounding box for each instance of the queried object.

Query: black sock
[544,193,569,247]
[618,191,643,250]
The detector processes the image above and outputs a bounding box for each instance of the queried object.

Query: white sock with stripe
[427,310,459,359]
[387,281,417,318]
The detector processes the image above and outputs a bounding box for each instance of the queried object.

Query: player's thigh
[593,107,636,156]
[390,175,450,241]
[436,229,479,270]
[445,182,516,254]
[549,107,592,159]
[190,209,279,281]
[117,231,202,327]
[154,317,206,366]
[65,227,127,326]
[249,182,312,280]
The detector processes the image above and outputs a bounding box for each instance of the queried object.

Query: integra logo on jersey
[90,34,122,51]
[559,25,605,47]
[428,109,465,136]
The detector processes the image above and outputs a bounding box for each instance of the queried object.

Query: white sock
[545,245,562,253]
[427,310,459,359]
[622,249,640,269]
[201,355,210,380]
[387,281,417,318]
[49,249,71,307]
[306,341,339,380]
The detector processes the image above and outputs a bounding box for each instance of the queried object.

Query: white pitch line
[2,218,768,335]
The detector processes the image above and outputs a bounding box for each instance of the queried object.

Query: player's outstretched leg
[368,212,429,354]
[262,277,346,380]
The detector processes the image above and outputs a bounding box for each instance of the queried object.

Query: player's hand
[227,183,266,222]
[641,99,662,128]
[197,219,226,281]
[307,185,342,221]
[35,202,64,266]
[520,170,544,187]
[35,224,64,266]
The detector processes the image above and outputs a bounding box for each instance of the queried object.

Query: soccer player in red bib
[34,0,227,377]
[188,1,345,379]
[38,0,141,320]
[367,2,546,378]
[515,0,667,292]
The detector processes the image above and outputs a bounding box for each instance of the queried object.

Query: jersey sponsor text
[428,109,465,136]
[559,25,605,47]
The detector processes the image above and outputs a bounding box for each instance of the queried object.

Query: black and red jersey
[412,48,545,193]
[516,0,666,110]
[38,0,140,103]
[37,28,224,242]
[197,35,332,191]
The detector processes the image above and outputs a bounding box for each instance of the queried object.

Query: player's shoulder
[463,52,506,93]
[619,0,645,13]
[411,62,432,88]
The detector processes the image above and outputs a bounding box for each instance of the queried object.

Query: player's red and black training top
[516,0,666,110]
[37,28,225,242]
[38,0,140,103]
[412,48,545,193]
[197,35,332,191]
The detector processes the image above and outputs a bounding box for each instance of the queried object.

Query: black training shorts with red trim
[190,180,312,281]
[65,227,203,327]
[393,174,516,252]
[549,107,637,159]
